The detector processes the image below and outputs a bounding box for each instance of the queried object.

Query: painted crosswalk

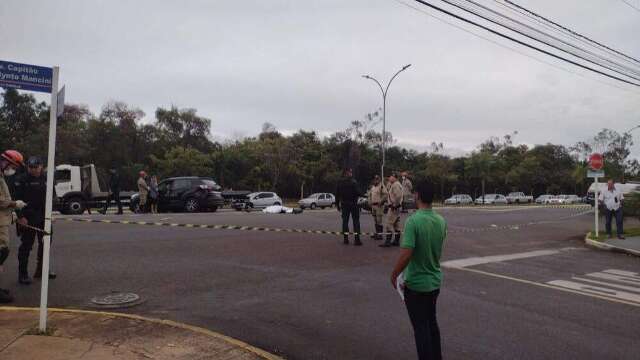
[548,269,640,304]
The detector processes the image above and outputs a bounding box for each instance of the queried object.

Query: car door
[157,180,171,210]
[253,193,267,207]
[319,194,329,207]
[169,179,191,209]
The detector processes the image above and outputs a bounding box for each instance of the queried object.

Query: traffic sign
[589,153,604,171]
[0,60,53,93]
[587,169,604,178]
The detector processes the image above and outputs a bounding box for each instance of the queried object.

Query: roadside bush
[623,192,640,218]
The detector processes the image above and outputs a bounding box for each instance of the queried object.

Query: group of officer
[0,149,56,304]
[335,168,413,248]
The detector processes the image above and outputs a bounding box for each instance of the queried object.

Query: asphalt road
[2,205,639,359]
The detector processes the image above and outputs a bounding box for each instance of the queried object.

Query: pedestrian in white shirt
[598,179,624,239]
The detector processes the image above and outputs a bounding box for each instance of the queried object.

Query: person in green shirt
[391,180,446,360]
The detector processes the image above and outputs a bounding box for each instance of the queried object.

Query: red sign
[589,153,604,170]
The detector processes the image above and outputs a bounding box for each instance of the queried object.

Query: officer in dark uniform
[100,168,122,215]
[14,156,57,285]
[336,168,363,246]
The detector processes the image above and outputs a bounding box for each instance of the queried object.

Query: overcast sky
[2,0,639,157]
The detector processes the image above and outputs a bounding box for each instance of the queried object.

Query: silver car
[444,194,473,205]
[535,194,553,204]
[474,194,508,205]
[245,192,283,209]
[298,193,335,209]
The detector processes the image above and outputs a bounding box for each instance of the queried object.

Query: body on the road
[336,168,362,246]
[0,150,26,303]
[368,175,387,240]
[599,179,624,239]
[391,180,446,360]
[14,156,57,284]
[381,173,403,247]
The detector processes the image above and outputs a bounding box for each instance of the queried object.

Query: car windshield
[309,193,321,198]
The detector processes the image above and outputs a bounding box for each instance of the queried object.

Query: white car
[298,193,335,209]
[244,192,283,209]
[535,194,553,204]
[545,195,562,204]
[506,192,533,204]
[444,194,473,205]
[559,194,581,204]
[474,194,508,205]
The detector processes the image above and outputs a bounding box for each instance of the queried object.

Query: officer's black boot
[18,253,32,285]
[392,233,401,247]
[379,234,392,247]
[343,235,349,245]
[34,249,57,280]
[375,225,383,240]
[354,234,362,246]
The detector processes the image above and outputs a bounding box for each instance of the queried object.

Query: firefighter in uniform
[14,156,57,285]
[380,172,403,247]
[0,150,26,302]
[367,175,387,240]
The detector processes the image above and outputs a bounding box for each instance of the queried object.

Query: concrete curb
[584,233,640,257]
[0,306,284,360]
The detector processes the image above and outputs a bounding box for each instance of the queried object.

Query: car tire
[310,203,317,210]
[274,202,281,206]
[66,196,85,215]
[184,198,200,213]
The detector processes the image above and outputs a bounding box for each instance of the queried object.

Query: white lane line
[573,277,640,294]
[441,248,577,268]
[586,272,640,286]
[603,269,640,281]
[547,280,640,304]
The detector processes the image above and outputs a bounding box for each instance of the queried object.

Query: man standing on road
[0,150,26,302]
[599,179,624,239]
[101,168,122,215]
[14,156,57,285]
[367,175,387,240]
[401,171,413,212]
[336,168,362,246]
[381,173,403,247]
[137,171,149,213]
[390,180,446,360]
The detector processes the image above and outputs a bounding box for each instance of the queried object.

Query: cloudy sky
[2,0,639,157]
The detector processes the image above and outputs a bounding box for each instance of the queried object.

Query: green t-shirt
[401,209,447,292]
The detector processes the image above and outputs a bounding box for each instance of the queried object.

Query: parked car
[474,194,508,205]
[558,194,581,204]
[129,177,224,213]
[299,193,335,209]
[535,194,553,204]
[233,192,283,210]
[506,192,533,204]
[546,195,562,205]
[444,194,473,205]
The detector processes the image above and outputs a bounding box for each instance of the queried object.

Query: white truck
[54,164,134,214]
[506,192,533,204]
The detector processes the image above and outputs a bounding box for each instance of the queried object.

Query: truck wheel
[184,198,200,213]
[66,197,85,215]
[310,203,317,210]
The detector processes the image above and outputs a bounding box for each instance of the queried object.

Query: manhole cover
[90,292,144,309]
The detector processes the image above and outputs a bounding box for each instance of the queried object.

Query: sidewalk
[585,235,640,257]
[0,307,283,360]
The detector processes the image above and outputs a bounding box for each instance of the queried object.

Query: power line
[393,0,639,94]
[409,0,640,87]
[619,0,640,13]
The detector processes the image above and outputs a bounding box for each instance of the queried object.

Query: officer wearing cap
[14,156,57,285]
[0,150,27,303]
[381,172,404,247]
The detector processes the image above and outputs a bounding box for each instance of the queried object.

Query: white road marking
[573,277,640,294]
[547,280,640,304]
[585,272,640,286]
[603,269,640,281]
[441,248,577,268]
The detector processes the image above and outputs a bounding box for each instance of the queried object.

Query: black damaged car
[130,177,224,213]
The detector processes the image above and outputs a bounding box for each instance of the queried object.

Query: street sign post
[588,153,604,238]
[1,60,59,332]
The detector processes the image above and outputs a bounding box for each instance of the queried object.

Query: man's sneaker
[618,235,626,240]
[18,274,32,285]
[0,288,13,303]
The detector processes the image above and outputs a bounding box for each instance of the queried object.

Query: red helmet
[1,150,24,167]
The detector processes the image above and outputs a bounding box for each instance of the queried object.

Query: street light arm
[625,124,640,134]
[362,75,385,99]
[385,64,412,95]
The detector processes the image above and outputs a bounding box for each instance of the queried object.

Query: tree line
[0,89,636,199]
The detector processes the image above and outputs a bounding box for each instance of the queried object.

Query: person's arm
[391,248,413,289]
[335,183,341,210]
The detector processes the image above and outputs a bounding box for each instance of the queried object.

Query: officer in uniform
[336,168,363,246]
[0,150,26,302]
[137,171,149,213]
[100,168,123,215]
[401,171,413,212]
[381,172,404,247]
[367,175,387,240]
[14,156,57,285]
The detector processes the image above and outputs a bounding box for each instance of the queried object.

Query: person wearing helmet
[137,171,150,213]
[14,156,57,285]
[0,150,27,303]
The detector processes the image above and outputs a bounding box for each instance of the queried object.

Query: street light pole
[622,125,640,183]
[362,64,411,183]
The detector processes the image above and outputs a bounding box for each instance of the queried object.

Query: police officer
[137,171,149,213]
[380,172,403,247]
[14,156,57,285]
[367,175,387,240]
[336,168,363,246]
[401,171,413,212]
[100,168,123,215]
[0,150,26,303]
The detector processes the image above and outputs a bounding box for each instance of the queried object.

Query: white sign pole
[39,66,59,332]
[594,177,599,238]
